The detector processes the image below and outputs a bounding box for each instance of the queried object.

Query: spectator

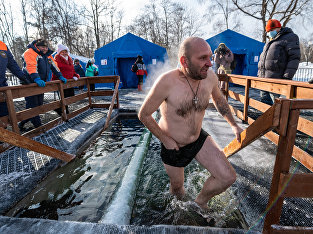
[19,39,67,131]
[258,19,300,105]
[0,40,29,118]
[53,44,79,115]
[131,55,148,91]
[74,58,85,90]
[214,43,234,90]
[85,59,98,92]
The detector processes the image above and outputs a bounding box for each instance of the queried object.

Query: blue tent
[206,29,265,76]
[94,32,168,88]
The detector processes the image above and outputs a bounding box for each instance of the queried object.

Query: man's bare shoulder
[206,69,219,85]
[157,68,180,83]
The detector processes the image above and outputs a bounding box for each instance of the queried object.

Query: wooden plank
[290,99,313,109]
[286,84,294,99]
[105,77,120,128]
[294,87,313,99]
[88,76,118,84]
[297,116,313,137]
[263,109,300,233]
[271,225,313,234]
[0,127,75,162]
[90,90,114,96]
[291,146,313,172]
[228,90,245,103]
[251,80,287,95]
[278,173,313,198]
[243,79,251,122]
[58,83,68,121]
[223,103,281,157]
[249,98,271,113]
[5,90,19,134]
[91,103,119,109]
[228,77,246,86]
[276,100,291,136]
[228,105,244,120]
[64,93,88,105]
[23,118,63,138]
[16,101,61,122]
[11,83,59,99]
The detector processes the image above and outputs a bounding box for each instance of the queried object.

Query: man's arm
[138,73,179,150]
[211,77,243,142]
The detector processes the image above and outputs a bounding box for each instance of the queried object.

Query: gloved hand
[59,76,67,84]
[34,78,45,87]
[73,76,78,81]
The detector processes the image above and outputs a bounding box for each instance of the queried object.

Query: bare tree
[206,0,241,32]
[20,0,29,44]
[300,38,313,65]
[0,0,15,50]
[232,0,313,42]
[28,0,53,39]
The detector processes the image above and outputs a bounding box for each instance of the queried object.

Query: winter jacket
[0,40,28,87]
[135,62,148,76]
[258,27,300,80]
[74,64,85,77]
[85,64,98,77]
[22,40,62,83]
[52,54,79,80]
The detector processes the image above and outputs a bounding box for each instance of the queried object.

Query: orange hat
[265,19,281,32]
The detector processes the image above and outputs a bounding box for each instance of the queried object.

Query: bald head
[178,37,208,61]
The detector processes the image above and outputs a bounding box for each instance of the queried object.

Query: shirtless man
[138,37,243,210]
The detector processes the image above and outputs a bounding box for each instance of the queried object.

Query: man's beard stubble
[185,61,207,80]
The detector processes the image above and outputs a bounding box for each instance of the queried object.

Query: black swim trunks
[160,129,209,167]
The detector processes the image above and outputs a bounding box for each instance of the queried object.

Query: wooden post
[57,82,68,121]
[263,105,300,233]
[0,127,75,162]
[243,79,251,122]
[87,79,92,107]
[104,77,120,129]
[5,89,20,134]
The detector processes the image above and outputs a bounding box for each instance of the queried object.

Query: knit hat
[36,39,48,47]
[266,19,281,32]
[57,44,69,54]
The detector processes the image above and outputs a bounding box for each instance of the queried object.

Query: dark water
[8,117,143,222]
[131,136,248,229]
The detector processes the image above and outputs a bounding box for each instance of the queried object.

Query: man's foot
[186,201,215,226]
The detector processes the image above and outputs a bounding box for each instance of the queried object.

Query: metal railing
[293,67,313,82]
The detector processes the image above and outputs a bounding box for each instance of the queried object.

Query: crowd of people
[0,38,98,131]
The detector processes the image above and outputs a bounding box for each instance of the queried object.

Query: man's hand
[59,76,67,84]
[232,125,243,143]
[34,78,45,87]
[162,136,179,151]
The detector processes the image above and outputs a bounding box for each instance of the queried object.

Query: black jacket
[258,27,300,80]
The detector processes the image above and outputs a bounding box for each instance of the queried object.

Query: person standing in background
[214,43,234,91]
[131,55,148,91]
[53,44,79,115]
[85,59,98,92]
[19,39,67,131]
[0,40,29,118]
[74,59,85,90]
[258,19,300,105]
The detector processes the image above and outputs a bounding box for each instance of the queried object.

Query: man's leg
[260,90,273,105]
[163,164,185,199]
[194,136,236,209]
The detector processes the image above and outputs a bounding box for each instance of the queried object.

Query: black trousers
[19,94,44,128]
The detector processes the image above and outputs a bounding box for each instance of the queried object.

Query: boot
[138,84,143,91]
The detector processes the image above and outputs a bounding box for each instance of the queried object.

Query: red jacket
[52,54,79,80]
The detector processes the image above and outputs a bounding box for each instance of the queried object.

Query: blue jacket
[0,40,28,87]
[74,64,85,77]
[22,40,62,83]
